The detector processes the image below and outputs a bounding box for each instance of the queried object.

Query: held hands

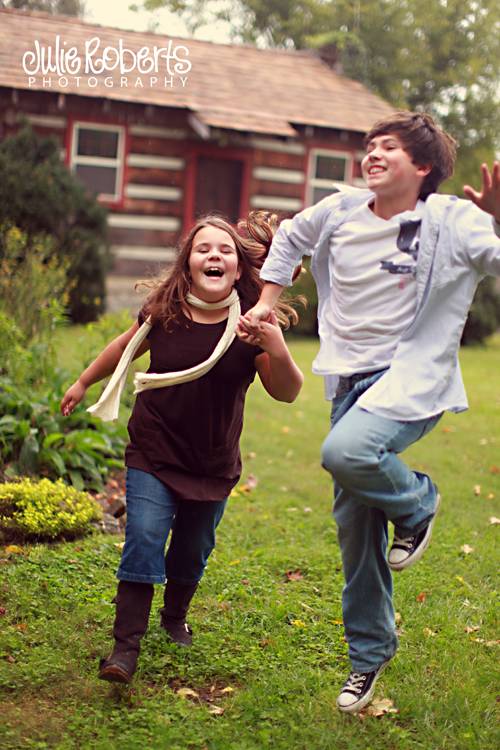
[236,311,287,358]
[463,162,500,223]
[60,379,87,416]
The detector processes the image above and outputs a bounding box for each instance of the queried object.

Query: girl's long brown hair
[138,212,303,330]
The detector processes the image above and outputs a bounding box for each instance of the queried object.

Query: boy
[238,112,500,713]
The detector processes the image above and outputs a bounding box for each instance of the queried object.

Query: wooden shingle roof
[0,8,394,136]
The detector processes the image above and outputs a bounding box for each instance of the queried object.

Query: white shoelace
[343,672,367,694]
[87,289,240,422]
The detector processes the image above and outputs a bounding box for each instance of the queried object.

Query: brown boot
[98,580,154,684]
[159,579,198,646]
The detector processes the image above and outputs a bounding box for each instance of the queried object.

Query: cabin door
[194,156,244,223]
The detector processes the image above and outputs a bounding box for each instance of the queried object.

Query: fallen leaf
[416,592,427,603]
[285,569,304,581]
[479,438,489,446]
[361,697,398,717]
[245,474,258,490]
[464,625,480,633]
[395,612,402,625]
[332,618,343,625]
[489,516,500,525]
[113,542,125,550]
[247,451,257,459]
[5,545,23,555]
[423,627,436,637]
[473,485,481,496]
[441,426,456,433]
[177,688,199,699]
[290,619,307,628]
[229,559,240,566]
[460,544,474,555]
[220,686,235,694]
[281,426,291,434]
[487,493,495,500]
[208,705,224,716]
[303,507,312,513]
[489,465,500,474]
[241,578,250,586]
[6,655,15,663]
[0,607,6,616]
[229,488,240,498]
[485,640,500,647]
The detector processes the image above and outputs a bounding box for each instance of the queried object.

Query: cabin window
[71,123,124,201]
[307,150,351,205]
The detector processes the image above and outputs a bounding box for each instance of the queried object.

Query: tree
[0,125,109,323]
[140,0,499,194]
[0,0,85,15]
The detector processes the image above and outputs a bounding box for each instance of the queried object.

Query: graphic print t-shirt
[325,199,424,375]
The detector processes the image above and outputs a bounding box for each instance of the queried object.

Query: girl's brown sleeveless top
[125,310,261,501]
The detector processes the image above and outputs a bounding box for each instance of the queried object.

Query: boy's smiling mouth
[368,165,386,175]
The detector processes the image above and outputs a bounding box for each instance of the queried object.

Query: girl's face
[188,225,241,302]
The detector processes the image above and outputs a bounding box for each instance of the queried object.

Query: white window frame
[71,122,125,202]
[307,149,352,206]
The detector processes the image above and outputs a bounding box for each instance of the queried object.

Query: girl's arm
[251,314,303,403]
[60,321,150,415]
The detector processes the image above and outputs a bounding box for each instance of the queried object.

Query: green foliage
[0,224,70,387]
[0,378,126,491]
[287,259,317,337]
[0,477,101,542]
[0,125,109,323]
[462,277,500,345]
[1,0,85,17]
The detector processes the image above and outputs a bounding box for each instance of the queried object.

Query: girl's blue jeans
[117,468,227,585]
[321,371,442,672]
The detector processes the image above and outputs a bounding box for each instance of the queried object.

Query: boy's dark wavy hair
[364,111,457,200]
[138,212,303,330]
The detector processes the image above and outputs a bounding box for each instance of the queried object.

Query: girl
[60,213,303,684]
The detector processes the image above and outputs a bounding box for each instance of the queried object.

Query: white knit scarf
[87,289,241,422]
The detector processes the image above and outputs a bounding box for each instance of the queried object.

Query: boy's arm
[240,193,340,330]
[463,162,500,224]
[461,162,500,275]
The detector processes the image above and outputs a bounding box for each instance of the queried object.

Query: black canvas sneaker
[336,661,390,713]
[388,493,441,571]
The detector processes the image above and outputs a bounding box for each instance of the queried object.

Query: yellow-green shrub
[0,478,102,542]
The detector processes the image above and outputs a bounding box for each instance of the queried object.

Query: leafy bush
[0,124,109,323]
[0,225,70,387]
[462,277,500,345]
[0,378,126,491]
[0,478,102,542]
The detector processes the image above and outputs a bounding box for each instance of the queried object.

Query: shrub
[0,225,70,387]
[462,277,500,345]
[0,124,109,323]
[0,378,126,491]
[0,478,102,542]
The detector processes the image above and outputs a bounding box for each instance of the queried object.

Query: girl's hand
[463,162,500,223]
[237,312,287,358]
[60,380,87,416]
[237,301,273,336]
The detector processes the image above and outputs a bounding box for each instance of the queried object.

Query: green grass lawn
[1,335,499,750]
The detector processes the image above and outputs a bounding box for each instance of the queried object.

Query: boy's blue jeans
[321,372,442,673]
[118,468,227,585]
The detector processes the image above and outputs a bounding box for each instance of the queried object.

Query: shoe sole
[336,660,390,714]
[389,493,441,572]
[98,664,132,684]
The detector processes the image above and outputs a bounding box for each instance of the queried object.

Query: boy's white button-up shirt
[260,186,500,421]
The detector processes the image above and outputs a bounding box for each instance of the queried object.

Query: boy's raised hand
[463,162,500,223]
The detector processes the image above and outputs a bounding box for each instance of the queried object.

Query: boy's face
[362,133,430,199]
